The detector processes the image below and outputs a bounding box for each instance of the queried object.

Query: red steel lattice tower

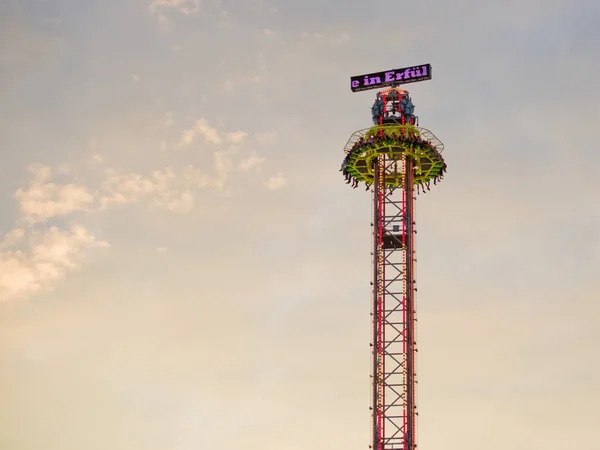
[372,154,417,450]
[344,64,446,450]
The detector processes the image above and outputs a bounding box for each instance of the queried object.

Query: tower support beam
[371,154,417,450]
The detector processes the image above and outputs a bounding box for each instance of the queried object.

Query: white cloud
[0,225,109,302]
[100,168,176,207]
[12,118,274,227]
[99,166,215,211]
[263,28,275,36]
[15,181,95,223]
[154,189,195,213]
[149,0,200,15]
[132,74,140,82]
[90,154,103,164]
[179,119,223,146]
[227,130,248,143]
[178,119,254,147]
[0,228,25,249]
[211,151,233,190]
[302,31,321,39]
[195,119,222,144]
[15,155,255,226]
[238,153,265,172]
[155,246,168,252]
[264,173,286,190]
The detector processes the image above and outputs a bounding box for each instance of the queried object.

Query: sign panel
[350,64,432,92]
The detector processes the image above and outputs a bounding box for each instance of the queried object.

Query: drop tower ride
[342,64,447,450]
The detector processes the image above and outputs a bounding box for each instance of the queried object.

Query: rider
[400,92,415,124]
[371,95,384,125]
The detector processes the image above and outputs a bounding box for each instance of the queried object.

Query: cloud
[4,112,281,298]
[212,151,234,190]
[149,0,200,15]
[0,228,25,249]
[178,120,252,147]
[0,225,109,302]
[154,189,195,213]
[11,113,278,231]
[14,145,272,227]
[15,165,205,219]
[99,164,237,211]
[196,119,221,144]
[15,180,95,224]
[131,74,140,82]
[301,31,350,45]
[179,119,222,146]
[264,173,285,190]
[226,130,248,144]
[263,28,276,36]
[89,154,103,164]
[100,167,182,208]
[238,153,265,172]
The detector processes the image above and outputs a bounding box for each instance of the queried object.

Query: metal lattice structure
[371,154,417,450]
[343,68,445,450]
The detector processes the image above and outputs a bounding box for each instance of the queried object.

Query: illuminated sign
[350,64,432,92]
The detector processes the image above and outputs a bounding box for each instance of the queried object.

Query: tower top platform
[342,124,446,189]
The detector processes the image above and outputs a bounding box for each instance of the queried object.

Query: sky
[1,0,600,449]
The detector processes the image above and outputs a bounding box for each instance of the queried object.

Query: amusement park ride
[342,64,447,450]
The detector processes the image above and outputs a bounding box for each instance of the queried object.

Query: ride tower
[343,64,446,450]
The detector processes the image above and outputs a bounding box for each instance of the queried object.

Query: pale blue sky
[1,1,599,449]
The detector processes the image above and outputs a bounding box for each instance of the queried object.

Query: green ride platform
[343,124,445,189]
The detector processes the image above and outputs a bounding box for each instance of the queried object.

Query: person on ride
[371,96,384,125]
[400,92,415,124]
[341,153,350,172]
